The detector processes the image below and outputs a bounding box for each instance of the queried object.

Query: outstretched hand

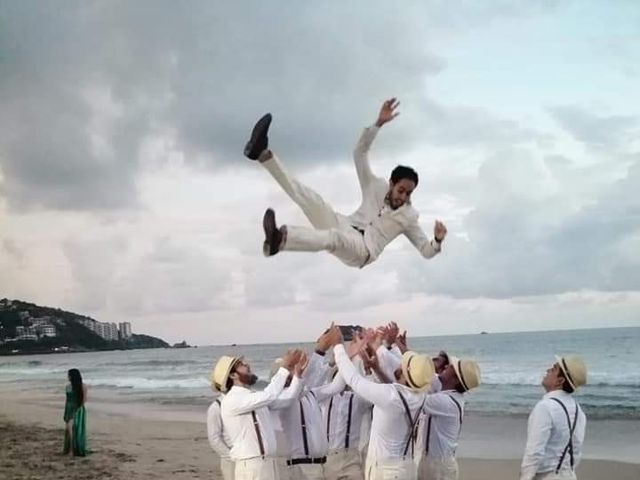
[375,98,400,127]
[434,220,447,243]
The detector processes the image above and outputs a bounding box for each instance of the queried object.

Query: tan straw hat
[450,356,481,391]
[401,351,435,391]
[211,355,241,393]
[555,355,587,390]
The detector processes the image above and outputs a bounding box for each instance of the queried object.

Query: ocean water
[1,327,638,420]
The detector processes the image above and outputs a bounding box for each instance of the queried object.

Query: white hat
[555,355,587,391]
[211,355,241,393]
[450,356,481,392]
[401,351,435,391]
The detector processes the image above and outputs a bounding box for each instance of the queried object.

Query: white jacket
[348,126,441,264]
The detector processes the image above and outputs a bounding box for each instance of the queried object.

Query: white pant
[418,455,458,480]
[263,155,370,267]
[325,450,364,480]
[533,470,577,480]
[365,458,417,480]
[220,457,235,480]
[288,463,325,480]
[234,457,278,480]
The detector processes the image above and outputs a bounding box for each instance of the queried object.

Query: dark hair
[390,165,419,186]
[68,369,84,405]
[558,368,575,394]
[455,383,466,394]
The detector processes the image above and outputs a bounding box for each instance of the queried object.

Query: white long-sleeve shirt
[521,390,586,480]
[348,126,441,264]
[418,390,465,459]
[325,388,371,453]
[334,344,426,462]
[207,396,233,459]
[377,345,403,383]
[221,367,290,461]
[277,373,346,459]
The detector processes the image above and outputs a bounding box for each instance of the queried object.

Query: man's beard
[238,372,258,386]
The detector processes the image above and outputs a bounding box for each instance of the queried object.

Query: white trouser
[325,450,364,480]
[533,470,577,480]
[263,155,370,267]
[234,457,278,480]
[275,456,290,480]
[220,457,235,480]
[365,457,417,480]
[418,455,458,480]
[287,463,325,480]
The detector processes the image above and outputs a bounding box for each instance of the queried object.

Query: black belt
[287,457,326,466]
[351,225,365,235]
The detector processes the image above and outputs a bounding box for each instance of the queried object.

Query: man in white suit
[244,98,447,268]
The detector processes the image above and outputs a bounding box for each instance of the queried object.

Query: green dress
[63,385,87,456]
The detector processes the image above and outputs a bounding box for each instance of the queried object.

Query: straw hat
[450,356,481,391]
[401,351,435,391]
[211,355,241,393]
[555,355,587,391]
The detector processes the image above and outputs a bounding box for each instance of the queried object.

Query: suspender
[425,415,433,455]
[396,388,425,457]
[426,394,464,456]
[550,398,580,474]
[215,398,221,406]
[345,394,354,449]
[251,411,265,457]
[300,399,310,457]
[326,397,334,441]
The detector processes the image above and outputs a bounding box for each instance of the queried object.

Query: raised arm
[353,98,400,191]
[404,220,446,259]
[335,344,396,409]
[223,367,290,416]
[310,372,347,403]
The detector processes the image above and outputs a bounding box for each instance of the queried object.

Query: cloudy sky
[1,1,639,345]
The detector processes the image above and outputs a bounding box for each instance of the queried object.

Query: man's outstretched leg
[244,114,342,230]
[262,208,369,268]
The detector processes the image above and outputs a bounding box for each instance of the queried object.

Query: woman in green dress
[63,368,88,456]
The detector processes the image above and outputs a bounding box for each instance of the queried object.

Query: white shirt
[277,374,346,459]
[377,345,403,382]
[348,125,441,264]
[221,367,291,460]
[207,396,232,459]
[521,390,586,480]
[417,390,465,459]
[325,389,371,452]
[335,344,426,462]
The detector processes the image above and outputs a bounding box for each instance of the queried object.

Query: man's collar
[543,389,570,399]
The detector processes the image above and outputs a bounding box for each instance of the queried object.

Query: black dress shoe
[244,113,272,160]
[262,208,282,256]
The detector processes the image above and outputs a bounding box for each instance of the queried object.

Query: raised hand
[434,220,447,243]
[317,322,339,353]
[294,352,309,378]
[375,98,400,128]
[282,349,303,370]
[346,330,366,359]
[396,330,408,354]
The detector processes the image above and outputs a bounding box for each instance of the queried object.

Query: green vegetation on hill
[0,299,169,355]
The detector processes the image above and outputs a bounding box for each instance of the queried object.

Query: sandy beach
[1,386,638,480]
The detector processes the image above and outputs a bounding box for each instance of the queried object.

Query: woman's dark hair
[390,165,419,186]
[68,369,84,404]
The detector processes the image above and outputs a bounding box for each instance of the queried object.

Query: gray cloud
[548,106,638,150]
[0,0,564,212]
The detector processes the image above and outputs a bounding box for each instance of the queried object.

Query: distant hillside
[0,299,169,355]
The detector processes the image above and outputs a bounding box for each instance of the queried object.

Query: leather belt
[287,457,327,466]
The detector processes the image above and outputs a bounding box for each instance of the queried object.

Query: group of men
[206,323,587,480]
